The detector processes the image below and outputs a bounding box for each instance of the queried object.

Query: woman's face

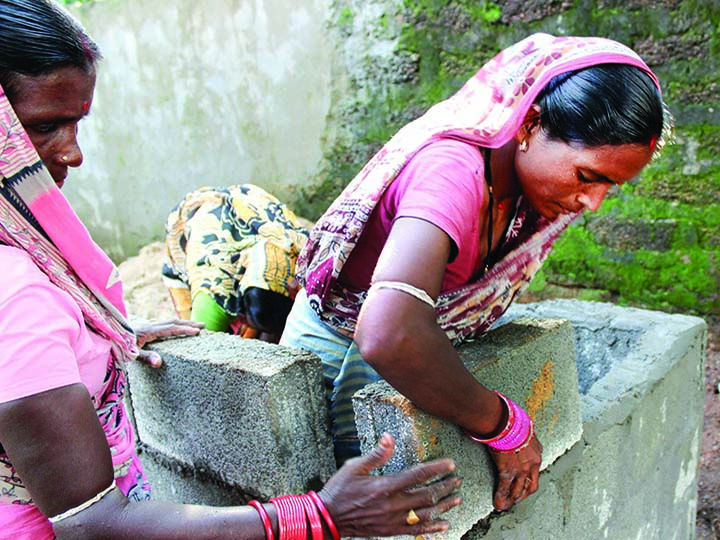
[9,66,96,189]
[515,127,655,220]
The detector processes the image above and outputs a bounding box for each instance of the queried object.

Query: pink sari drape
[299,33,660,344]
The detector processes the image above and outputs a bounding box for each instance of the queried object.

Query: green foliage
[307,0,720,315]
[539,180,720,315]
[337,7,354,35]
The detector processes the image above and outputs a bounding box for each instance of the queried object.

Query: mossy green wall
[298,0,719,316]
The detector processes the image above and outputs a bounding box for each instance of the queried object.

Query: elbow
[355,320,411,374]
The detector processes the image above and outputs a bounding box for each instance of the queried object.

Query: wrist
[464,391,534,454]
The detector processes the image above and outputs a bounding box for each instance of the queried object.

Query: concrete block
[463,301,706,540]
[127,332,336,499]
[353,317,583,539]
[138,445,250,506]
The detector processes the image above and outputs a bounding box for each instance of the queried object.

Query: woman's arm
[354,217,541,511]
[0,383,460,539]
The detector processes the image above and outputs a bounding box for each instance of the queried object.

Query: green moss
[315,1,720,315]
[337,7,354,35]
[539,180,720,315]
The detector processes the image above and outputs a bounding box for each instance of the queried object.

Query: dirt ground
[118,244,720,538]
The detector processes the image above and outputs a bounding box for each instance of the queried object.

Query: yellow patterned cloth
[162,184,309,318]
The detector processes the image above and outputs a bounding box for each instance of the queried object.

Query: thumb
[351,433,395,475]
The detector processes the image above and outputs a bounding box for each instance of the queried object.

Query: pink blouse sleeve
[0,247,83,403]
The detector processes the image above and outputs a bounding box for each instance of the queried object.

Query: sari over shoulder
[298,33,660,344]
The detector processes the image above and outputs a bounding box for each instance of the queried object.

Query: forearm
[355,294,504,436]
[56,493,333,540]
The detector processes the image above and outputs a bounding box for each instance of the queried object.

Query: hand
[488,433,542,511]
[287,277,301,300]
[134,319,204,368]
[319,433,462,537]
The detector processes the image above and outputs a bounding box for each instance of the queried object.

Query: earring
[519,139,528,152]
[61,155,69,162]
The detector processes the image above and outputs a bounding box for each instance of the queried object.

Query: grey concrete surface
[66,0,334,260]
[353,318,584,537]
[127,332,336,500]
[125,301,706,540]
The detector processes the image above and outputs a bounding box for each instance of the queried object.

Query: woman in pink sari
[281,32,669,510]
[0,1,460,539]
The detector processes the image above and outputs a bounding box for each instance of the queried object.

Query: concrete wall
[126,300,706,539]
[66,0,334,261]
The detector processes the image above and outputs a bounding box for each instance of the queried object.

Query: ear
[514,104,542,144]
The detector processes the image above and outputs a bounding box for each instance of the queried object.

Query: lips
[49,167,67,189]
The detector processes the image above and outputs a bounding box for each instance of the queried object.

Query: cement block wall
[353,318,584,538]
[126,300,706,539]
[127,332,336,502]
[66,0,335,261]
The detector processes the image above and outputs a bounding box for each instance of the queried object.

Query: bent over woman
[281,32,668,511]
[163,184,309,343]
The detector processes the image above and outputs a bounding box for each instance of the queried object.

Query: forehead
[538,129,653,184]
[575,142,654,182]
[9,66,96,120]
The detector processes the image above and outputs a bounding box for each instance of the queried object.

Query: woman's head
[241,287,294,343]
[0,0,100,98]
[512,63,666,220]
[0,0,100,187]
[535,64,665,153]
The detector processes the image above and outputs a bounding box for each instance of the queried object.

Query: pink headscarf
[0,83,137,361]
[299,33,660,343]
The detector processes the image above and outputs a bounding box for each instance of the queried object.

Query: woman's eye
[577,172,592,183]
[30,124,58,134]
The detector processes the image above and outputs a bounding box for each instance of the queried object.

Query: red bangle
[300,494,324,540]
[308,491,340,540]
[249,500,275,540]
[270,495,307,540]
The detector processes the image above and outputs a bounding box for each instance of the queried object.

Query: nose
[578,183,611,212]
[57,125,84,168]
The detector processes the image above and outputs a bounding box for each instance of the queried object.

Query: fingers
[508,474,527,504]
[493,469,515,511]
[136,349,162,368]
[385,457,457,492]
[347,433,395,475]
[405,475,462,510]
[135,320,204,346]
[408,491,462,530]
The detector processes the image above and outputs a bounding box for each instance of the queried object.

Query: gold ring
[61,155,69,162]
[406,509,421,525]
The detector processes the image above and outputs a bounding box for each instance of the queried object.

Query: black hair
[535,64,664,147]
[0,0,101,98]
[241,287,294,334]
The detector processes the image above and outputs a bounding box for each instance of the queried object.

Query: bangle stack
[464,391,534,454]
[249,491,340,540]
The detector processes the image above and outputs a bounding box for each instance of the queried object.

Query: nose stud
[61,155,69,162]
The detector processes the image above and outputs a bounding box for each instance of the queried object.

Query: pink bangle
[300,494,324,540]
[249,500,275,540]
[464,391,534,454]
[308,491,340,540]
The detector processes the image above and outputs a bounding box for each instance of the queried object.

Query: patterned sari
[298,32,660,345]
[0,83,147,537]
[162,184,309,319]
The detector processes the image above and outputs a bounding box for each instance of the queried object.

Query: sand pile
[118,241,176,322]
